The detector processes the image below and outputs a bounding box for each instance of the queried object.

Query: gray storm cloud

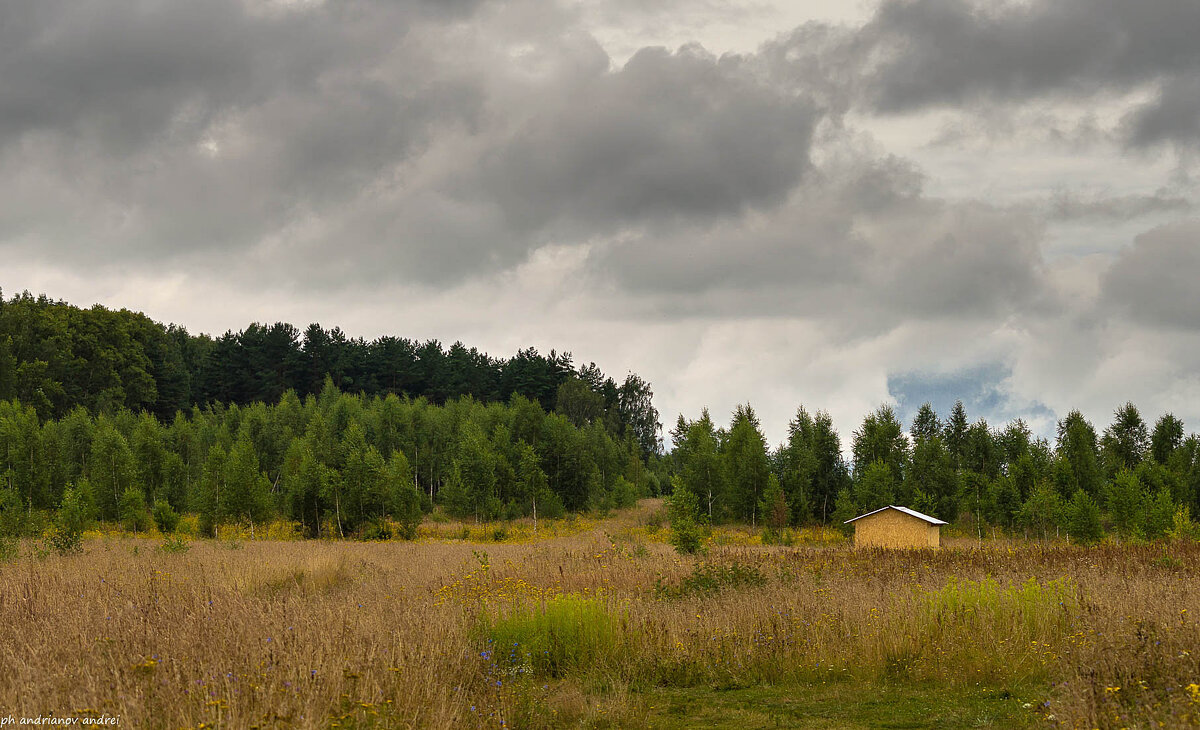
[2,0,1200,442]
[1103,220,1200,330]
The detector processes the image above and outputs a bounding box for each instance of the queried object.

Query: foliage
[723,404,770,524]
[831,488,858,535]
[152,499,181,534]
[654,561,766,599]
[853,405,909,482]
[759,474,789,544]
[158,534,191,553]
[854,461,895,513]
[667,480,705,555]
[118,487,150,533]
[1066,490,1104,544]
[478,595,621,677]
[49,485,90,554]
[1019,482,1063,538]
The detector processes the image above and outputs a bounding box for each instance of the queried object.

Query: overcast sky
[3,0,1199,448]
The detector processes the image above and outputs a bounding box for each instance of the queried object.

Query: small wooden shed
[844,505,947,548]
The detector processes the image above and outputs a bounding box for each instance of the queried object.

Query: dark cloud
[3,0,1200,444]
[1125,76,1200,148]
[0,0,492,270]
[857,0,1200,110]
[476,45,817,230]
[590,141,1044,328]
[760,0,1200,149]
[1102,220,1200,329]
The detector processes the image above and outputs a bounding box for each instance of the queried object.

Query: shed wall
[853,509,940,549]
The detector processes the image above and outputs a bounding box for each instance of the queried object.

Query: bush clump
[479,595,621,677]
[667,480,705,555]
[655,561,766,600]
[152,500,180,534]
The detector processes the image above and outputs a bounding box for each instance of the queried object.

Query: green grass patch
[640,679,1042,729]
[919,577,1077,638]
[479,595,623,677]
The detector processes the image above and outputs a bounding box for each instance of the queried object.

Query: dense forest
[671,400,1200,543]
[0,290,665,541]
[0,382,657,540]
[2,290,1199,545]
[0,289,662,458]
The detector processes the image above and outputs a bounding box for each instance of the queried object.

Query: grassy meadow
[2,500,1199,729]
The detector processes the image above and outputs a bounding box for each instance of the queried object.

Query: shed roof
[844,505,948,526]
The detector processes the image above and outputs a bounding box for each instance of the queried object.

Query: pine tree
[944,401,969,469]
[778,407,817,525]
[905,435,957,520]
[1145,487,1175,540]
[831,488,858,535]
[911,403,941,442]
[1101,402,1150,475]
[987,476,1021,528]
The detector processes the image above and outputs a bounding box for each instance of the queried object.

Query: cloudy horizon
[3,0,1199,448]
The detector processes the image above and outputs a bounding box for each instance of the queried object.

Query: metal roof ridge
[843,504,948,525]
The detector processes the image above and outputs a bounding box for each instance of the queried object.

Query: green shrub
[1067,489,1104,544]
[611,476,639,509]
[47,527,82,555]
[50,486,90,555]
[667,481,705,555]
[118,488,150,533]
[392,484,423,539]
[158,534,191,554]
[152,500,180,534]
[0,489,23,537]
[479,595,621,677]
[360,518,393,541]
[655,561,766,599]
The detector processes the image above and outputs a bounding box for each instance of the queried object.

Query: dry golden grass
[2,501,1199,728]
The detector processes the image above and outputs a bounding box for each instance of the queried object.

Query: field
[2,501,1199,729]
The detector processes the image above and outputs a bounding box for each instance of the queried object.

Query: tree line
[0,289,662,458]
[670,401,1200,542]
[0,379,663,541]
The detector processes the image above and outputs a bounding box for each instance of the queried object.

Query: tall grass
[479,595,622,677]
[1,503,1198,728]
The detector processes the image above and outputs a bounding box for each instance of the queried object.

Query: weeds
[158,535,191,554]
[479,596,622,677]
[654,561,766,599]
